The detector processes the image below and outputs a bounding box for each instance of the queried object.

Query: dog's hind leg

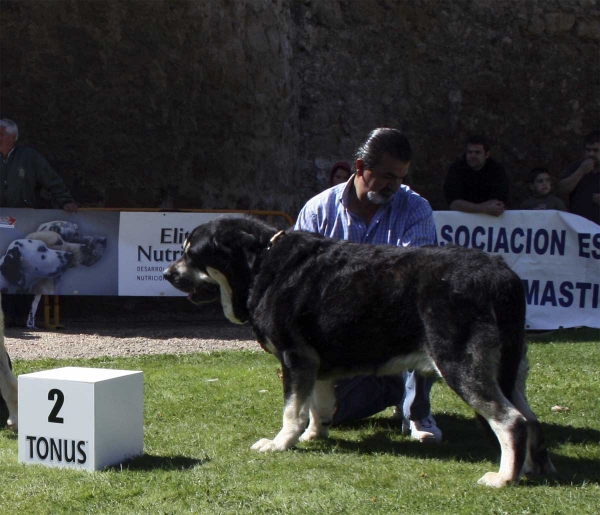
[300,379,336,442]
[511,360,556,478]
[426,316,527,489]
[444,370,528,486]
[251,348,319,452]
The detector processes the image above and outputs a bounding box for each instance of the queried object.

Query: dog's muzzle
[163,264,220,304]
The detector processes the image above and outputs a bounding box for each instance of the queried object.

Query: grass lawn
[1,328,599,514]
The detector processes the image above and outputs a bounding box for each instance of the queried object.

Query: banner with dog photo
[0,208,118,296]
[433,210,600,330]
[117,212,243,297]
[2,208,597,330]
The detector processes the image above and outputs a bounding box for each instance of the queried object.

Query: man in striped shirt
[294,128,441,443]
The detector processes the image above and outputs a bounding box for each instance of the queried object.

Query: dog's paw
[251,438,288,452]
[299,426,328,442]
[6,418,18,433]
[477,472,512,488]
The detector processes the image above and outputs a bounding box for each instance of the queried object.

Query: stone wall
[1,0,598,218]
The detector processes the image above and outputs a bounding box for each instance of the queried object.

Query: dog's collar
[267,230,285,250]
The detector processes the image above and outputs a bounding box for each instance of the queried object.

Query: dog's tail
[496,270,527,402]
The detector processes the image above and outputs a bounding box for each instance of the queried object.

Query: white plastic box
[18,367,143,471]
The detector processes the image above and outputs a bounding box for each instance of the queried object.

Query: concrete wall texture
[1,0,598,217]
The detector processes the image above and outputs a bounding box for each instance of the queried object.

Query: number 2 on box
[48,388,65,423]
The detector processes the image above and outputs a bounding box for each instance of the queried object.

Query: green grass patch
[1,328,599,514]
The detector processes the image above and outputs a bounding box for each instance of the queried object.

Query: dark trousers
[1,293,35,324]
[333,375,406,424]
[332,372,436,425]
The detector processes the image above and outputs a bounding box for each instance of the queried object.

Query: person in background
[558,130,600,225]
[329,161,352,187]
[295,128,442,443]
[520,168,567,211]
[0,118,79,327]
[443,134,509,217]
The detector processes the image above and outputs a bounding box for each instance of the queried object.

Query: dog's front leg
[251,350,318,452]
[0,346,18,432]
[300,379,336,442]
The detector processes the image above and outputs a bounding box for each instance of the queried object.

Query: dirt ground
[4,297,259,361]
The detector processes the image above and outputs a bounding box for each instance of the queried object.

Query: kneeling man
[294,128,441,443]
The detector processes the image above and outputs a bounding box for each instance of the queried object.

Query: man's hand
[579,157,597,175]
[592,193,600,206]
[481,199,505,217]
[62,202,79,213]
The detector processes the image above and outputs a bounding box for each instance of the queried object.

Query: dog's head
[26,231,81,267]
[0,239,74,290]
[163,217,277,324]
[37,220,81,243]
[33,224,107,266]
[79,235,107,266]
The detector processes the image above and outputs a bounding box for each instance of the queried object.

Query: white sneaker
[402,415,442,443]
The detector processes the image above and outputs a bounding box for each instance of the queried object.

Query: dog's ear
[0,247,26,287]
[237,230,265,269]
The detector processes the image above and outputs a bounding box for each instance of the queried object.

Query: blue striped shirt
[294,177,437,247]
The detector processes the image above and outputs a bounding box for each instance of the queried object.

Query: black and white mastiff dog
[163,217,555,487]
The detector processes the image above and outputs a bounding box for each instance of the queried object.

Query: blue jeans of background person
[332,371,434,425]
[402,370,434,420]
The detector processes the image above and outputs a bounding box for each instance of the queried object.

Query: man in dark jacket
[443,135,509,217]
[558,130,600,225]
[0,119,78,212]
[0,118,79,327]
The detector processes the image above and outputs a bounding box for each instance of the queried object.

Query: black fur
[164,216,555,487]
[0,247,25,287]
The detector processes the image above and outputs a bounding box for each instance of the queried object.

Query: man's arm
[34,151,78,212]
[444,160,507,216]
[294,203,318,233]
[558,158,595,195]
[449,199,505,216]
[401,201,437,247]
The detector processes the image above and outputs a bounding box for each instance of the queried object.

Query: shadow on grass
[304,413,600,487]
[106,453,210,471]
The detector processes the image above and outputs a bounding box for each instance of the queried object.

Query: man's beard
[367,190,394,205]
[467,159,484,170]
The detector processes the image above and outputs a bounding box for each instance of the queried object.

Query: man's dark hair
[466,134,490,152]
[353,128,412,171]
[584,130,600,146]
[527,167,549,184]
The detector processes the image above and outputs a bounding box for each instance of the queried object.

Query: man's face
[332,167,350,186]
[0,127,17,156]
[584,141,600,168]
[466,144,490,171]
[358,153,410,205]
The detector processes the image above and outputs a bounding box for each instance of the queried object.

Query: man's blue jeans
[332,371,435,425]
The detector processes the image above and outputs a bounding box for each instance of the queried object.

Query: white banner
[118,212,241,296]
[2,208,597,330]
[433,211,600,330]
